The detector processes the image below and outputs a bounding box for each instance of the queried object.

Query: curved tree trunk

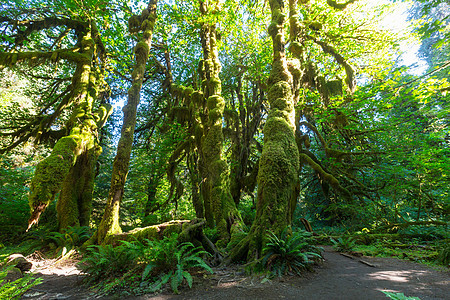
[95,0,158,244]
[27,27,112,231]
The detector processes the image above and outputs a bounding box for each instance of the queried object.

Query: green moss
[268,22,278,37]
[57,144,99,230]
[309,21,323,31]
[287,58,302,78]
[239,0,300,259]
[206,95,225,110]
[11,53,17,65]
[103,220,189,245]
[268,60,292,85]
[326,79,343,96]
[208,78,222,95]
[28,136,79,224]
[191,91,203,107]
[135,41,150,57]
[94,103,113,128]
[183,87,194,99]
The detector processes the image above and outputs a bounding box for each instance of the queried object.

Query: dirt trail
[22,247,449,300]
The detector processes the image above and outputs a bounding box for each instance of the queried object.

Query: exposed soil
[22,247,449,300]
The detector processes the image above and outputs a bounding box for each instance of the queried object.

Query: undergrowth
[79,233,212,295]
[261,228,323,277]
[0,261,42,299]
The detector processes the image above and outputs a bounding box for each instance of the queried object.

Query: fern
[0,265,42,299]
[382,291,421,300]
[262,228,323,276]
[436,244,450,266]
[80,234,213,294]
[331,236,357,252]
[143,238,213,294]
[79,243,139,284]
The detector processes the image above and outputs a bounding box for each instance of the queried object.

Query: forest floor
[21,246,449,300]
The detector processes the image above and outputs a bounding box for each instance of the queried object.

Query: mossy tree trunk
[198,0,243,246]
[27,26,112,231]
[229,0,300,261]
[95,0,158,244]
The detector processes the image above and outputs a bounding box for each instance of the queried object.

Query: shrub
[48,226,91,253]
[262,228,323,276]
[80,233,213,294]
[331,236,357,252]
[436,243,450,267]
[79,243,139,284]
[142,238,213,293]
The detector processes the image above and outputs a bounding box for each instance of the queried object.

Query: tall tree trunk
[249,0,300,257]
[229,0,300,261]
[198,0,243,246]
[95,0,158,244]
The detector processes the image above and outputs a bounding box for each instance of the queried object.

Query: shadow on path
[22,247,449,300]
[138,247,449,300]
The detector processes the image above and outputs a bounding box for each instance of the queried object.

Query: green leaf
[182,271,193,288]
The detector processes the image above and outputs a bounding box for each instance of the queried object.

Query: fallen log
[376,220,448,232]
[339,252,378,267]
[99,218,222,264]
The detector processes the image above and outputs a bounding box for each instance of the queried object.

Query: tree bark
[198,0,243,246]
[95,0,158,244]
[229,0,300,261]
[27,27,112,231]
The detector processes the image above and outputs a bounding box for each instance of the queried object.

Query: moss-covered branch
[0,48,88,68]
[307,36,356,92]
[326,0,358,10]
[0,15,87,48]
[299,153,352,200]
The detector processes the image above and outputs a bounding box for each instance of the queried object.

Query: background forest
[0,0,449,297]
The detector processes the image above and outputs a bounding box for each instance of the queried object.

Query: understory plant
[436,243,450,267]
[382,291,421,300]
[331,236,357,252]
[140,235,213,293]
[80,233,212,294]
[262,228,323,277]
[48,226,91,255]
[0,264,42,299]
[80,243,139,285]
[24,225,91,256]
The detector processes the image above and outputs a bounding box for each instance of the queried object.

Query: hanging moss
[191,91,203,107]
[309,21,323,31]
[326,79,343,97]
[28,136,79,228]
[327,0,357,10]
[183,86,194,100]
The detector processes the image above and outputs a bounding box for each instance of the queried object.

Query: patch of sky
[379,0,428,75]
